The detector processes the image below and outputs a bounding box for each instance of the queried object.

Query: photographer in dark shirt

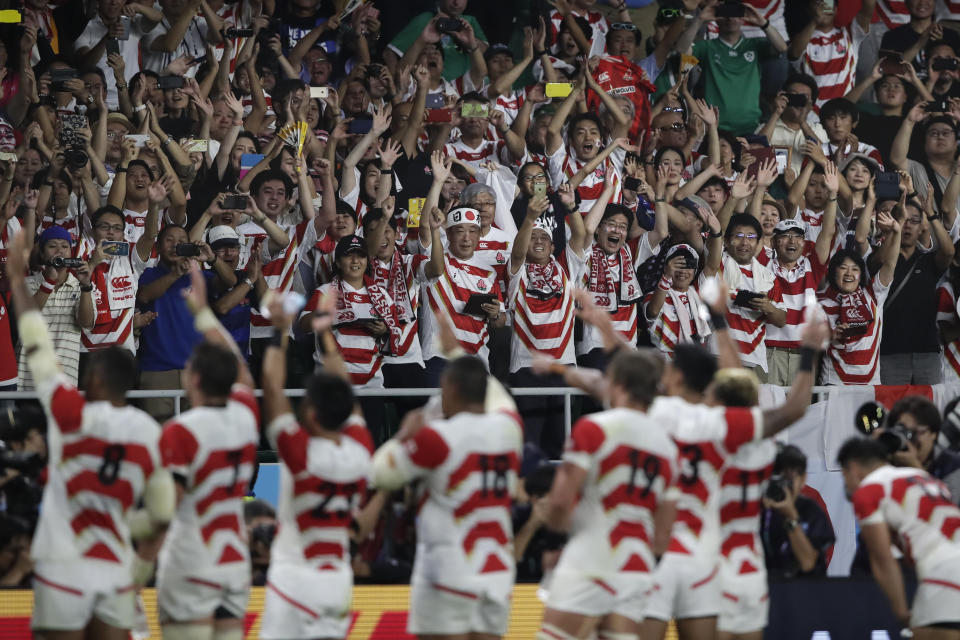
[760,445,836,578]
[883,396,960,504]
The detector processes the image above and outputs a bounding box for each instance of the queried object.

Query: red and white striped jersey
[644,287,708,358]
[0,298,14,387]
[560,408,679,578]
[303,281,387,387]
[648,396,765,557]
[443,137,504,171]
[389,408,523,590]
[0,216,22,273]
[942,0,960,20]
[799,24,867,109]
[40,213,80,243]
[247,218,318,338]
[547,144,623,216]
[937,280,960,382]
[822,140,884,169]
[818,278,890,385]
[31,374,162,567]
[473,226,512,299]
[419,252,503,363]
[486,87,525,127]
[267,413,373,571]
[578,238,645,355]
[508,247,585,372]
[548,8,608,58]
[706,254,784,372]
[372,252,427,365]
[80,243,148,353]
[718,439,776,575]
[875,0,910,28]
[123,206,164,244]
[158,385,259,576]
[340,177,370,230]
[304,231,338,287]
[853,465,960,577]
[759,252,827,349]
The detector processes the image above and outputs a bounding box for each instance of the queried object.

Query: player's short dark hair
[672,344,717,394]
[442,356,489,406]
[774,444,807,475]
[837,436,889,468]
[84,346,139,397]
[188,342,238,399]
[725,213,763,240]
[304,372,354,431]
[608,349,662,406]
[887,396,942,434]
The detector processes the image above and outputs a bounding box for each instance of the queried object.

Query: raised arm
[760,318,828,437]
[875,210,903,287]
[509,195,550,276]
[581,170,617,239]
[890,104,924,171]
[815,160,840,265]
[545,74,584,156]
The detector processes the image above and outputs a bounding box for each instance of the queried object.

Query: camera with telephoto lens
[58,114,89,170]
[765,474,791,502]
[877,423,918,455]
[49,257,85,269]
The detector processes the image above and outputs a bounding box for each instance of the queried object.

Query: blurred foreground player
[840,437,960,638]
[155,265,260,640]
[371,317,524,640]
[259,291,385,639]
[535,349,679,640]
[5,228,175,640]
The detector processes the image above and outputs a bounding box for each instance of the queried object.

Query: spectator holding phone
[386,0,488,83]
[645,243,711,358]
[880,0,960,73]
[759,73,828,177]
[925,43,960,101]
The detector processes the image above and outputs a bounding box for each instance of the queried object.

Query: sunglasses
[610,22,638,31]
[657,8,683,19]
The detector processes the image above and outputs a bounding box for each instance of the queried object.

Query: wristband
[784,518,799,532]
[799,345,817,372]
[116,167,127,173]
[829,196,838,202]
[242,277,254,288]
[907,191,919,199]
[709,310,727,330]
[80,283,94,292]
[928,213,942,222]
[133,104,146,113]
[761,20,771,30]
[708,229,723,238]
[379,168,392,174]
[194,307,220,333]
[116,83,128,91]
[655,197,666,203]
[268,329,286,348]
[534,49,546,58]
[658,275,672,291]
[39,277,56,294]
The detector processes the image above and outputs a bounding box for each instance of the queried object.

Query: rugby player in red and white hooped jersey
[5,228,176,640]
[80,176,168,355]
[418,155,506,385]
[755,161,839,385]
[701,195,787,377]
[154,266,260,640]
[371,318,524,640]
[839,436,960,632]
[707,369,777,640]
[534,349,679,640]
[259,291,386,640]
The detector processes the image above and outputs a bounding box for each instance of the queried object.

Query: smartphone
[309,86,329,99]
[925,100,950,112]
[222,194,248,210]
[746,146,776,179]
[875,171,901,200]
[407,197,425,227]
[786,93,807,108]
[365,63,384,78]
[50,68,78,82]
[932,56,960,71]
[533,182,547,197]
[425,108,453,123]
[773,146,790,174]
[101,240,130,257]
[461,102,490,118]
[124,133,150,148]
[545,82,573,98]
[436,17,463,33]
[715,1,745,18]
[117,17,130,40]
[0,10,22,23]
[225,27,255,38]
[189,54,207,66]
[105,38,120,56]
[733,289,763,308]
[623,176,642,192]
[158,76,185,90]
[181,138,208,153]
[879,50,907,76]
[175,243,202,257]
[348,116,373,134]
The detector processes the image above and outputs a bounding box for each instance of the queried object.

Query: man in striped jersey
[5,228,176,640]
[757,161,839,385]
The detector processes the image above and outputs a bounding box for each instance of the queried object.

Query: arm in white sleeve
[371,439,412,491]
[18,310,60,389]
[485,375,517,414]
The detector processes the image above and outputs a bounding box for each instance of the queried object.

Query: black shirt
[855,112,904,165]
[880,250,946,355]
[880,24,960,71]
[760,495,835,578]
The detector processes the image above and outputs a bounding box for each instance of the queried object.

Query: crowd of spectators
[1,0,960,584]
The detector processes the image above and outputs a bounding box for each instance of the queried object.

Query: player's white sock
[537,623,579,640]
[160,623,213,640]
[211,627,243,640]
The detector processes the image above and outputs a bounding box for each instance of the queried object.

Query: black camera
[225,27,255,38]
[175,243,202,257]
[49,257,85,269]
[786,93,808,108]
[878,423,918,455]
[436,17,464,33]
[765,474,791,502]
[58,113,89,169]
[932,56,960,71]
